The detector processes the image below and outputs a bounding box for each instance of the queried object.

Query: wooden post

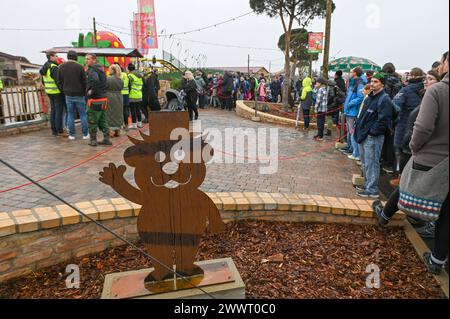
[322,0,333,80]
[4,86,13,124]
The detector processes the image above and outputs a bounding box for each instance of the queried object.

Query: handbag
[398,157,449,221]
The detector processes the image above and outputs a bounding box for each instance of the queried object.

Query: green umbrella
[329,56,381,72]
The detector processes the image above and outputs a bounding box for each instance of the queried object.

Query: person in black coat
[220,71,234,111]
[144,69,161,112]
[182,71,199,121]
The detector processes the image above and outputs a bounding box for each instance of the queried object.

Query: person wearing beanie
[313,77,329,141]
[354,72,394,199]
[391,67,425,181]
[57,50,89,141]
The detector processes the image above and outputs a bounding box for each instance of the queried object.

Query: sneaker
[348,155,360,161]
[372,200,389,227]
[415,222,436,239]
[68,136,76,141]
[339,148,350,153]
[314,136,324,142]
[357,190,380,199]
[406,216,426,227]
[137,122,144,129]
[83,134,90,140]
[355,185,366,192]
[382,166,395,174]
[129,123,138,130]
[423,252,444,275]
[343,150,353,156]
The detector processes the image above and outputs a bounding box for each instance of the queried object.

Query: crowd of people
[40,50,161,146]
[295,52,448,275]
[38,49,448,275]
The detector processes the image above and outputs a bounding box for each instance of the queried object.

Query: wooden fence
[0,85,47,126]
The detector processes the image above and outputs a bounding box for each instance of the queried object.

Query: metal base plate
[105,260,235,299]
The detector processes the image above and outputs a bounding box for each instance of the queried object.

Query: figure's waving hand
[99,163,127,188]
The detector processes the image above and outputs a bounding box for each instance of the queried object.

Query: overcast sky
[0,0,448,72]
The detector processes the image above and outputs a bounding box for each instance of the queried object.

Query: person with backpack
[354,72,394,199]
[326,80,346,137]
[341,67,365,160]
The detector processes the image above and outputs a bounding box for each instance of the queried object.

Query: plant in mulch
[0,221,445,299]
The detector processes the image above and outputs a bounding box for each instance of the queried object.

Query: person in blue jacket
[341,67,365,160]
[354,72,394,199]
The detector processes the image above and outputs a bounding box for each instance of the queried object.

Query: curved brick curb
[236,100,317,128]
[0,192,406,282]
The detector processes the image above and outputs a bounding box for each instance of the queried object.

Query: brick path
[0,109,360,213]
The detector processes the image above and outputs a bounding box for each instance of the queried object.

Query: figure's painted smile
[151,175,192,189]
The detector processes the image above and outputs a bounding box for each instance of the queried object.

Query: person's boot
[98,133,113,146]
[372,200,389,227]
[89,137,98,147]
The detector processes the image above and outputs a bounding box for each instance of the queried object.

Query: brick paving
[0,109,360,213]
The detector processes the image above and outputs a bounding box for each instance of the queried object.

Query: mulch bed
[0,221,444,299]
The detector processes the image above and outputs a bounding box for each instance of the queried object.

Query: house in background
[0,52,41,86]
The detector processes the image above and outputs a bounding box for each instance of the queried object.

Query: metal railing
[0,85,47,126]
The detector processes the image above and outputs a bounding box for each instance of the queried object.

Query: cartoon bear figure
[99,112,225,283]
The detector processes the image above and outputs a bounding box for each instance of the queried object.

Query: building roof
[43,47,144,58]
[208,66,269,74]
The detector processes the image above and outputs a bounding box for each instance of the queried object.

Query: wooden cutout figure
[99,112,225,283]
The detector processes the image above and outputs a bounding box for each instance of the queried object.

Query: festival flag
[308,32,324,54]
[138,0,159,50]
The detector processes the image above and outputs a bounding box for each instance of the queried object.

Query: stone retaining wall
[236,101,317,128]
[0,192,405,282]
[0,120,49,137]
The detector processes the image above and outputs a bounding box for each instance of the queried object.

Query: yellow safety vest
[121,72,130,95]
[129,73,143,100]
[0,78,3,91]
[43,63,61,95]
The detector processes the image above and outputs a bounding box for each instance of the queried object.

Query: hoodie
[344,77,364,117]
[410,73,449,167]
[86,63,107,99]
[300,77,314,111]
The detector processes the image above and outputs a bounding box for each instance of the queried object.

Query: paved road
[0,109,360,213]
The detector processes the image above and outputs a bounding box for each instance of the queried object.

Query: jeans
[347,116,360,158]
[49,94,64,135]
[66,96,88,137]
[62,98,68,130]
[317,112,326,138]
[362,135,385,195]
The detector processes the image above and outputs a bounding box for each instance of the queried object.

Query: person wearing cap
[40,51,65,137]
[313,77,329,141]
[58,50,89,141]
[354,72,394,199]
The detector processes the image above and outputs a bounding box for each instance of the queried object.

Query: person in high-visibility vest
[40,51,65,136]
[119,65,131,130]
[127,63,146,129]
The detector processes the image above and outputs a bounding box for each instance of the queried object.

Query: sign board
[308,32,324,54]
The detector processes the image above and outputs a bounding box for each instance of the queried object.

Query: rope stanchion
[0,127,148,194]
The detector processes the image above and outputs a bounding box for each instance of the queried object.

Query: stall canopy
[42,47,144,58]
